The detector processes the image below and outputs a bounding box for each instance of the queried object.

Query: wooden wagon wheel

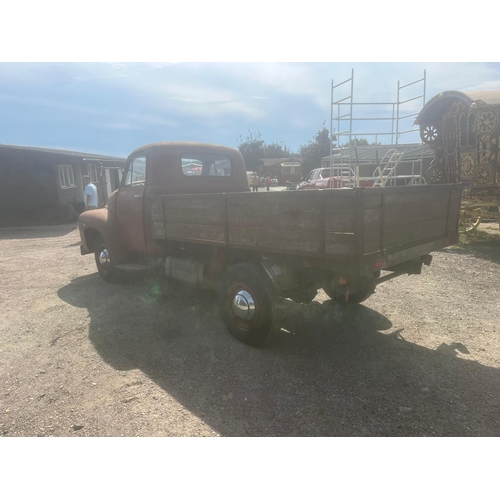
[421,124,440,144]
[473,163,495,186]
[459,206,484,233]
[426,165,445,184]
[475,109,499,136]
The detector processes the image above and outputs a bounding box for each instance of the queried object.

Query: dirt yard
[1,223,499,436]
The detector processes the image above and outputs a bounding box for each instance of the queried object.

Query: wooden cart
[416,90,500,231]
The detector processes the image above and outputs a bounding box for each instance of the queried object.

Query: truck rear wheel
[323,284,373,304]
[219,263,282,346]
[94,236,124,283]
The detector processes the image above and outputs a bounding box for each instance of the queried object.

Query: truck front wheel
[219,263,282,346]
[94,236,124,283]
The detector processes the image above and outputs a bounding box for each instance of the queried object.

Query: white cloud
[462,80,500,91]
[0,94,104,116]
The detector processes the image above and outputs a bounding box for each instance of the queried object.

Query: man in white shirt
[83,175,98,210]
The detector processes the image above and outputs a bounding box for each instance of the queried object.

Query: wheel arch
[79,209,127,264]
[83,227,102,253]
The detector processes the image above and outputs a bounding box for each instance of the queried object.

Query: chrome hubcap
[231,290,256,320]
[99,248,111,268]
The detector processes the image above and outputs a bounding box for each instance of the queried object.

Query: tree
[346,138,382,146]
[238,132,294,171]
[299,124,334,176]
[237,131,265,172]
[347,138,369,146]
[263,141,290,158]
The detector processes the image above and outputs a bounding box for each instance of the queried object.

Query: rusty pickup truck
[78,142,461,346]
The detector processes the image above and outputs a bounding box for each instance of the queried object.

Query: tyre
[219,263,282,346]
[94,235,125,283]
[323,283,373,304]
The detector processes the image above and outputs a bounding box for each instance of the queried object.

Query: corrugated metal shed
[323,143,433,164]
[0,143,125,162]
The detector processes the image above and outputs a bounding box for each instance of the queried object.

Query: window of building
[58,165,76,189]
[281,162,302,175]
[181,154,232,177]
[86,163,100,182]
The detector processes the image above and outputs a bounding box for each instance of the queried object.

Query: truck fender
[78,208,127,264]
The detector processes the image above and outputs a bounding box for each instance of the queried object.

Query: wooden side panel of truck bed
[149,184,461,260]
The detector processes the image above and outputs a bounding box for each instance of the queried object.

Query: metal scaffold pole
[328,69,428,187]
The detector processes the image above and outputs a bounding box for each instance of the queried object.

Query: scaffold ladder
[372,148,408,187]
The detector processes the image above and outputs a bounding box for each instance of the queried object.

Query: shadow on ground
[0,223,77,240]
[58,274,500,436]
[441,226,500,265]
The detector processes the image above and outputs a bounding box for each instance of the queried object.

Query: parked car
[298,167,373,190]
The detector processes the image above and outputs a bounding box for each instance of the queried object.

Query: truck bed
[149,184,461,273]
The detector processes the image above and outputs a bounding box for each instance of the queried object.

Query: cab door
[115,154,147,254]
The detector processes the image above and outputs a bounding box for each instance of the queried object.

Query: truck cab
[78,142,249,265]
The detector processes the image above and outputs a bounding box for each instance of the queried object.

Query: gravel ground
[0,223,499,437]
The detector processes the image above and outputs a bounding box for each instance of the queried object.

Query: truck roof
[130,141,239,158]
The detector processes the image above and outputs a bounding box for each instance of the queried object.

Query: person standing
[251,172,260,192]
[265,173,272,192]
[83,175,98,210]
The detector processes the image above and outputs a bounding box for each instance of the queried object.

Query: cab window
[182,153,232,177]
[124,156,146,187]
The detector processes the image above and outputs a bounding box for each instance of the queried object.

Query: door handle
[134,194,143,198]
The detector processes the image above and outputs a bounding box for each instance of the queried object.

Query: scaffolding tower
[329,69,427,187]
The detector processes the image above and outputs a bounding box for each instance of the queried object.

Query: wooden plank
[228,227,321,254]
[164,194,224,211]
[450,186,462,200]
[166,207,225,225]
[166,223,226,244]
[447,198,461,232]
[383,226,411,249]
[228,207,321,231]
[382,200,449,228]
[152,222,166,239]
[363,230,381,254]
[447,216,459,232]
[324,211,354,233]
[384,189,448,206]
[411,217,447,241]
[383,217,448,250]
[323,189,355,210]
[362,190,383,209]
[325,233,357,255]
[363,208,382,231]
[163,193,226,226]
[226,191,321,212]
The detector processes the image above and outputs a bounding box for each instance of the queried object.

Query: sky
[1,2,498,161]
[1,62,500,159]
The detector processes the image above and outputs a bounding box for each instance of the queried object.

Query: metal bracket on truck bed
[376,255,433,285]
[260,258,299,292]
